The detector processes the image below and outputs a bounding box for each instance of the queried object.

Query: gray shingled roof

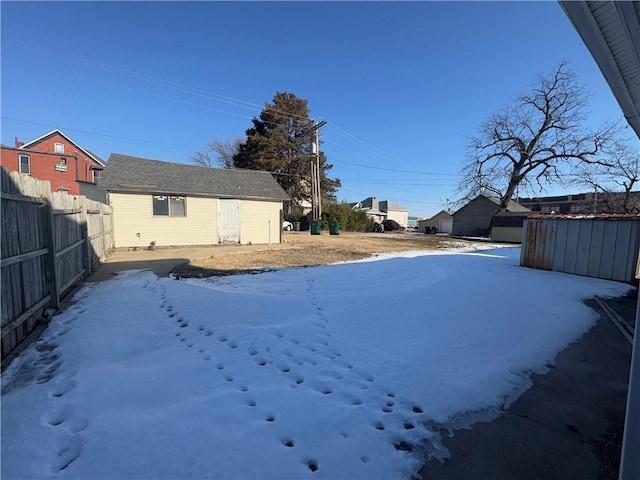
[357,196,408,212]
[486,196,531,212]
[379,200,408,212]
[99,153,289,201]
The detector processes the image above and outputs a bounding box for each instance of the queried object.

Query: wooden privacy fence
[1,168,113,361]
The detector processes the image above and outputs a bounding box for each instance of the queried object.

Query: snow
[1,247,630,479]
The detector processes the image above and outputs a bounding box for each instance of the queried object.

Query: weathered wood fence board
[1,168,113,361]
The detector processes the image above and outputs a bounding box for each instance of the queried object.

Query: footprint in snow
[51,436,83,474]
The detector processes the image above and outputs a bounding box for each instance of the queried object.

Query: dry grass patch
[174,232,471,277]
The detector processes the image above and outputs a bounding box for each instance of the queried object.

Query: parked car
[383,219,403,231]
[283,220,294,231]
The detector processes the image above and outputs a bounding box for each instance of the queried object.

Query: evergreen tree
[233,92,341,212]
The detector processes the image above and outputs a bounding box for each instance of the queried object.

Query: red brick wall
[0,132,101,195]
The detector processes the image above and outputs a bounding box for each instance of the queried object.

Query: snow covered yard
[1,247,630,479]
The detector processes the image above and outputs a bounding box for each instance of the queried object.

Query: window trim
[54,142,64,153]
[19,154,30,174]
[152,194,186,217]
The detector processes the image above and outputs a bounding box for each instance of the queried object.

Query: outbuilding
[99,153,289,249]
[491,211,532,243]
[418,210,453,234]
[452,195,530,237]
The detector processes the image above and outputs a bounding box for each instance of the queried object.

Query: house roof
[355,197,408,212]
[527,213,640,220]
[100,153,290,202]
[491,212,531,228]
[453,195,531,216]
[426,210,453,221]
[379,200,408,212]
[485,196,531,212]
[19,129,106,167]
[560,1,640,138]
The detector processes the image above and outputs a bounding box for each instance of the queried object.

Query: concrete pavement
[420,292,636,480]
[87,243,292,282]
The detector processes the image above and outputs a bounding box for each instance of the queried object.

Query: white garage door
[439,219,453,234]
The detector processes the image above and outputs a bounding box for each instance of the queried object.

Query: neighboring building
[417,210,453,235]
[0,130,105,196]
[452,195,531,237]
[490,211,531,243]
[350,197,409,227]
[99,153,289,248]
[518,191,640,214]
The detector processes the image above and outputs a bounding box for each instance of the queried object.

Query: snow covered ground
[1,247,630,479]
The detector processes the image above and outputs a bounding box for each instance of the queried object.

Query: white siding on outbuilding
[386,210,408,228]
[239,199,283,245]
[110,193,217,248]
[491,226,523,243]
[110,192,283,248]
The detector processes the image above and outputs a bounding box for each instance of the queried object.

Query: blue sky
[1,1,630,218]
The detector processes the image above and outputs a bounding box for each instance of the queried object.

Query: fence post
[42,200,59,309]
[80,197,91,275]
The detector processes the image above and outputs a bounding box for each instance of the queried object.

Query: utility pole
[310,120,326,221]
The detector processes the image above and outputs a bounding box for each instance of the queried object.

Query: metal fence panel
[521,215,640,283]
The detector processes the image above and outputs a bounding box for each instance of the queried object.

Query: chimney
[14,137,24,148]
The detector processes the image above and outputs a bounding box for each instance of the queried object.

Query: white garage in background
[417,210,453,234]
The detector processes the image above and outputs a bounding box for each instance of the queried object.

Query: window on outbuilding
[19,154,30,174]
[153,195,186,217]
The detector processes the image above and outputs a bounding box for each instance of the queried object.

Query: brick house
[0,130,105,195]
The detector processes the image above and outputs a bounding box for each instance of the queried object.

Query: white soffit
[560,1,640,138]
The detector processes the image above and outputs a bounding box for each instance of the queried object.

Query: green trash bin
[310,220,321,235]
[329,220,340,235]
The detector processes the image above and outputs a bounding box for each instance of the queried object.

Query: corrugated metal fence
[1,168,113,362]
[521,214,640,283]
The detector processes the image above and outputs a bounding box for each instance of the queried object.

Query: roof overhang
[559,1,640,138]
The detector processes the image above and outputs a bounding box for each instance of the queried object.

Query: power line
[38,48,437,173]
[331,157,458,176]
[7,51,463,195]
[338,186,445,205]
[2,117,203,149]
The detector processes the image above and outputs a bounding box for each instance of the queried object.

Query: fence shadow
[88,257,191,282]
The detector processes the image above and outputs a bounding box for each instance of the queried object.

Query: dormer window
[54,142,64,153]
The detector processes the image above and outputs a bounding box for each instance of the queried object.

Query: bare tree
[191,136,243,169]
[570,140,640,213]
[459,61,617,211]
